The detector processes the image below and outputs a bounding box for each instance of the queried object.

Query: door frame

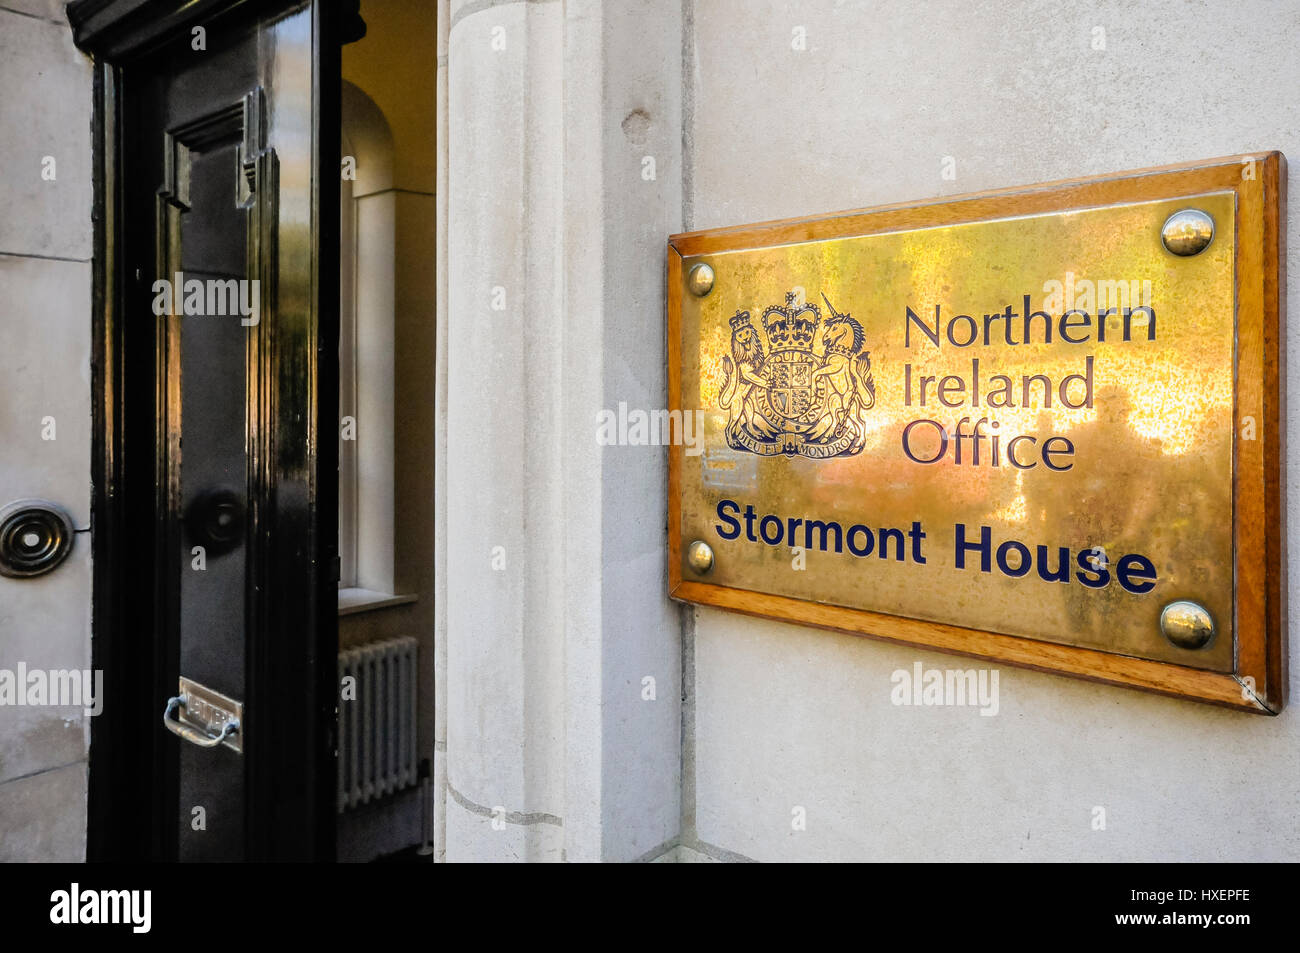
[70,0,347,861]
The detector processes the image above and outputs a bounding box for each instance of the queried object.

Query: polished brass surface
[678,192,1236,670]
[687,262,715,297]
[1160,600,1216,650]
[1161,208,1215,256]
[686,539,715,575]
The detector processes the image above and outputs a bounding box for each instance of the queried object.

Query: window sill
[338,588,418,617]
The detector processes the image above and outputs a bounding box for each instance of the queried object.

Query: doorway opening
[334,0,438,862]
[79,0,436,864]
[80,0,343,862]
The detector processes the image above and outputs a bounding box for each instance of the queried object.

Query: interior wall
[0,1,93,862]
[681,0,1300,862]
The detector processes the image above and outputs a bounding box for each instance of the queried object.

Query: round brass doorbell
[0,500,75,578]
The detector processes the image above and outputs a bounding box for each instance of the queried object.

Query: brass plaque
[668,155,1286,712]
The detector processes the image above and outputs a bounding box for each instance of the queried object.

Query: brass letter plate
[668,154,1285,713]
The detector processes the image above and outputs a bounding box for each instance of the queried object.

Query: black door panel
[80,0,338,862]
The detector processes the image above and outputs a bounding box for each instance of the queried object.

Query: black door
[76,0,341,861]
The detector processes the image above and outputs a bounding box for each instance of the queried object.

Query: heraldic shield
[718,291,877,458]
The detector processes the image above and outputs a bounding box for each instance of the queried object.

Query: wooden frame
[668,153,1286,714]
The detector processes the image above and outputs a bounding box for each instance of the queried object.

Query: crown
[761,291,820,349]
[729,309,755,331]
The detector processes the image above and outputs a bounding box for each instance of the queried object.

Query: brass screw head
[1161,209,1215,256]
[687,263,715,297]
[686,539,715,574]
[1160,600,1215,649]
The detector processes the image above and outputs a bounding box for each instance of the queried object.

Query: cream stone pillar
[433,0,451,866]
[439,0,683,861]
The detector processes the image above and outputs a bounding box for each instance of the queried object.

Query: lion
[719,316,778,443]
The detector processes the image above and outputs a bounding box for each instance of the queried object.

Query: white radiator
[337,636,419,812]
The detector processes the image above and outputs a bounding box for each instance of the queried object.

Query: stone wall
[0,0,94,862]
[681,0,1300,862]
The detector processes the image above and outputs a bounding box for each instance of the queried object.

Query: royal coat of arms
[719,291,876,458]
